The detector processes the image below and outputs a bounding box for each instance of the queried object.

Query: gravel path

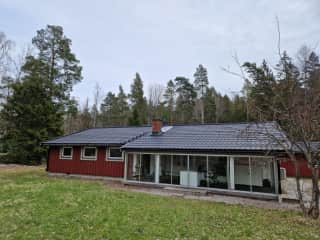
[103,181,300,211]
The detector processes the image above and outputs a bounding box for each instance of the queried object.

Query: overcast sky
[1,0,319,105]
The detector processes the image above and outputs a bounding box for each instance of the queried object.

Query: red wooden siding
[48,146,124,178]
[279,155,315,178]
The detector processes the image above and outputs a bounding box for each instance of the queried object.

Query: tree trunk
[201,99,204,124]
[308,166,319,219]
[292,155,307,216]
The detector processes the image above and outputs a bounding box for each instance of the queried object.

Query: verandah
[125,153,278,194]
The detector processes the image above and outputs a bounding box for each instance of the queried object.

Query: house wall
[280,177,318,201]
[278,155,320,200]
[278,155,313,178]
[47,146,124,177]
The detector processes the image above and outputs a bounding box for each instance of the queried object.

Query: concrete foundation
[280,177,318,201]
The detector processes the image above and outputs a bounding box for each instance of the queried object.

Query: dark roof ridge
[166,121,276,127]
[75,125,151,129]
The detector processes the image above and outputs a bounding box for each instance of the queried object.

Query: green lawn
[0,167,319,240]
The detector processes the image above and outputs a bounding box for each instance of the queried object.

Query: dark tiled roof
[42,126,150,146]
[296,141,320,152]
[121,122,288,151]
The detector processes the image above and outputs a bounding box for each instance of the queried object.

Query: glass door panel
[234,157,251,191]
[172,155,188,185]
[126,153,140,181]
[140,154,155,183]
[159,155,172,184]
[189,156,207,187]
[251,157,275,193]
[208,156,228,189]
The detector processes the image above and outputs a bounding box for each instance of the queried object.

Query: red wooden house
[43,120,315,200]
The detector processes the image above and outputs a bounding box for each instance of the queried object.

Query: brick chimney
[152,119,163,135]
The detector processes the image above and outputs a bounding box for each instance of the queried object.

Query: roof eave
[120,147,285,155]
[42,142,124,146]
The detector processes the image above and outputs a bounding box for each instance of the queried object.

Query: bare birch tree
[92,82,101,127]
[148,84,164,120]
[243,47,320,219]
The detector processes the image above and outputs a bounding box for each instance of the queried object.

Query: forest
[0,25,319,165]
[1,24,320,218]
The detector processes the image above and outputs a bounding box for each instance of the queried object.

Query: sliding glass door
[172,155,188,185]
[189,156,207,187]
[250,157,275,193]
[126,153,155,183]
[159,155,172,184]
[208,156,228,189]
[127,153,276,194]
[234,156,275,193]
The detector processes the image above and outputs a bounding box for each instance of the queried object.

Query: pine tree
[0,25,82,164]
[1,70,63,164]
[79,98,92,129]
[203,87,216,123]
[230,95,247,122]
[100,92,118,126]
[31,25,82,103]
[117,85,129,126]
[64,98,79,134]
[0,76,14,102]
[243,60,276,120]
[220,95,232,122]
[174,76,196,123]
[129,108,140,126]
[129,73,147,125]
[163,80,176,124]
[243,49,320,218]
[303,51,320,91]
[194,64,209,123]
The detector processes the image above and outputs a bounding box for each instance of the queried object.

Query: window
[126,153,155,182]
[280,167,286,180]
[125,153,277,194]
[108,147,122,160]
[81,147,97,160]
[234,156,275,193]
[60,147,73,159]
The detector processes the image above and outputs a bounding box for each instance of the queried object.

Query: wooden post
[229,157,235,190]
[155,154,160,183]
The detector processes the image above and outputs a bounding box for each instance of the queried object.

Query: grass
[0,167,319,240]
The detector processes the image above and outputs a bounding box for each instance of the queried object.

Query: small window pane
[84,148,96,157]
[109,148,122,158]
[63,147,72,157]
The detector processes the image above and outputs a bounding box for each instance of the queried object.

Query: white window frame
[107,147,123,161]
[81,147,97,161]
[60,146,73,160]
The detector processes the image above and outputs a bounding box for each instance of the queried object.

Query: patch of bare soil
[0,164,41,170]
[0,164,21,169]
